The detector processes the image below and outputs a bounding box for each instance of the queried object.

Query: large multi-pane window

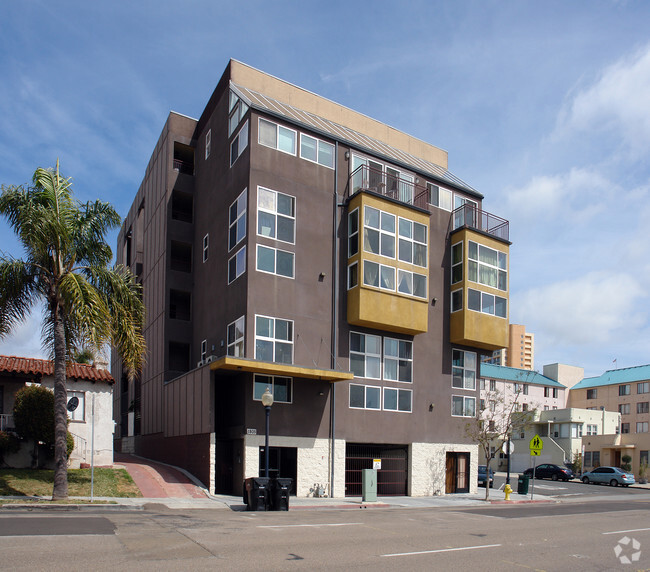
[468,241,507,291]
[619,403,630,415]
[256,244,294,278]
[452,349,477,390]
[227,316,244,357]
[363,260,395,291]
[397,269,427,299]
[257,187,296,244]
[254,374,292,404]
[637,422,649,433]
[349,384,381,410]
[348,209,359,257]
[638,382,650,394]
[619,384,631,396]
[383,387,412,412]
[229,190,247,251]
[229,91,249,137]
[383,338,413,382]
[363,206,395,258]
[255,316,293,364]
[637,402,649,414]
[300,134,334,168]
[228,246,246,283]
[587,388,598,399]
[467,288,507,318]
[452,395,476,417]
[428,182,452,211]
[258,118,296,155]
[230,120,249,166]
[349,332,382,379]
[397,218,427,267]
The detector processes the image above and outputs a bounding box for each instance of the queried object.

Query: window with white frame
[67,391,85,422]
[227,316,245,357]
[349,332,381,379]
[348,209,359,257]
[637,421,649,433]
[384,338,413,383]
[638,382,650,394]
[347,262,358,290]
[228,246,246,283]
[258,118,296,155]
[552,388,558,398]
[397,218,427,267]
[349,383,381,410]
[256,244,294,278]
[467,288,508,318]
[228,91,249,137]
[202,234,209,262]
[363,206,395,258]
[451,242,463,284]
[255,316,293,364]
[451,289,463,312]
[200,339,207,362]
[452,349,477,390]
[300,134,334,168]
[452,195,479,230]
[363,260,395,291]
[489,379,497,391]
[383,387,412,412]
[586,424,598,435]
[230,120,249,166]
[427,182,452,211]
[254,374,292,403]
[229,190,247,251]
[452,395,476,417]
[205,129,211,159]
[257,187,295,244]
[619,403,630,415]
[397,269,427,299]
[467,241,507,291]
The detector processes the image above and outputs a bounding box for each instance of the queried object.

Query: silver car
[581,466,635,487]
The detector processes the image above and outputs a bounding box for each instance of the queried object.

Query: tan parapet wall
[230,60,449,169]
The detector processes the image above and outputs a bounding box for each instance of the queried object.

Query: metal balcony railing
[347,165,429,209]
[173,158,194,176]
[452,204,509,242]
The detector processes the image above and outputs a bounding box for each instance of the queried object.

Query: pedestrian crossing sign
[529,434,543,455]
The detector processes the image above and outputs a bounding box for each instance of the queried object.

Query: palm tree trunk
[52,304,69,500]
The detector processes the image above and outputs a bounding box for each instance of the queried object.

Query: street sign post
[529,435,544,499]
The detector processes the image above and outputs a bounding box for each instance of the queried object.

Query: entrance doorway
[259,446,297,495]
[446,452,470,493]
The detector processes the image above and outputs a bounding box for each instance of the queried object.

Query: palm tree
[0,161,145,499]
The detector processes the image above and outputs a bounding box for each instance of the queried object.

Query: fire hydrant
[504,483,512,501]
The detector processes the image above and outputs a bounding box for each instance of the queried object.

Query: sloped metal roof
[231,83,482,198]
[572,364,650,389]
[0,355,114,384]
[480,363,566,388]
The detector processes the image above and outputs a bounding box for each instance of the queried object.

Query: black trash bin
[244,477,270,511]
[270,477,292,511]
[517,474,530,495]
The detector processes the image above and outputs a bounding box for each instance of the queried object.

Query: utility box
[362,469,377,502]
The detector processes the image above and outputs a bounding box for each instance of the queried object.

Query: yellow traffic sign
[529,434,543,455]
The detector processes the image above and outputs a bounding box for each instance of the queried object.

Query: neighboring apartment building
[569,364,650,475]
[483,324,534,370]
[112,60,512,497]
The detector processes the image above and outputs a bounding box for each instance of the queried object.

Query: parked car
[581,466,635,487]
[523,463,574,482]
[478,465,494,488]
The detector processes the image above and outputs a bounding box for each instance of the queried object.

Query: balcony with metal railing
[347,165,429,210]
[451,203,509,242]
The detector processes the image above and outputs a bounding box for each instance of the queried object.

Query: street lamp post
[261,387,274,478]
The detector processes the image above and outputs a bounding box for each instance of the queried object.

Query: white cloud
[513,271,646,348]
[0,310,47,359]
[556,43,650,159]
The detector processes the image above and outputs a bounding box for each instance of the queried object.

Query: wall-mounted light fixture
[431,297,437,306]
[344,151,350,160]
[429,403,435,411]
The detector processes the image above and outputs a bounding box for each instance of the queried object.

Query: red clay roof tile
[0,355,114,384]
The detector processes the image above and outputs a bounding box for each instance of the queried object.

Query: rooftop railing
[347,165,429,210]
[173,158,194,176]
[452,204,509,242]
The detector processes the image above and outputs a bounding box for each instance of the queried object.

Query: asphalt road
[1,497,650,571]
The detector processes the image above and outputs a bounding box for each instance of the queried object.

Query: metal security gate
[345,444,408,496]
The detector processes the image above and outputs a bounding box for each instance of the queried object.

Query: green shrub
[0,430,21,463]
[621,454,632,472]
[13,385,55,445]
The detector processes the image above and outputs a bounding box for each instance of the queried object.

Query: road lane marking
[257,523,363,529]
[381,543,501,557]
[603,528,650,535]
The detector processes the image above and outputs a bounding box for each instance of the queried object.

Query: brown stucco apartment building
[112,60,511,497]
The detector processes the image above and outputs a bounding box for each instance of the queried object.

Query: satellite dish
[67,396,79,412]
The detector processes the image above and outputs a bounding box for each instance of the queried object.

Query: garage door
[345,443,408,496]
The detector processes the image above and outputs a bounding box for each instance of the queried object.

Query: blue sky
[1,1,649,377]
